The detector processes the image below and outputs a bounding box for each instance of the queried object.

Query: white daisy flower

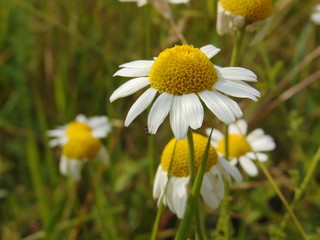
[217,0,273,36]
[110,44,259,140]
[311,5,320,25]
[153,133,242,219]
[207,119,276,177]
[47,114,111,180]
[119,0,189,7]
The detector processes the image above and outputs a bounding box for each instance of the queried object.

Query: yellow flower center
[149,45,217,96]
[217,134,252,158]
[220,0,273,21]
[62,132,101,160]
[66,122,92,138]
[161,133,218,177]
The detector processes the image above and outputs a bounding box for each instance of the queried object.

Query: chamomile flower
[47,114,111,180]
[311,5,320,25]
[153,133,242,218]
[207,119,275,177]
[217,0,273,35]
[110,44,259,140]
[119,0,188,7]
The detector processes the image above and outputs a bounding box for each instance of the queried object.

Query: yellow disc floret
[149,45,217,96]
[217,134,252,158]
[161,133,218,177]
[220,0,273,21]
[62,132,101,160]
[66,121,92,138]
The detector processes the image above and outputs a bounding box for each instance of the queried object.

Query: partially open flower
[110,44,259,140]
[47,114,111,180]
[311,4,320,25]
[118,0,188,8]
[207,119,276,177]
[217,0,273,35]
[153,133,242,218]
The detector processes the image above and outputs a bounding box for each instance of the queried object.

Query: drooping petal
[219,157,243,182]
[119,60,154,68]
[170,96,188,140]
[148,93,173,134]
[200,44,221,59]
[201,185,219,209]
[110,77,150,102]
[59,156,83,180]
[199,90,242,124]
[172,178,189,219]
[181,93,204,130]
[113,67,150,77]
[239,156,258,176]
[217,67,257,82]
[124,88,157,126]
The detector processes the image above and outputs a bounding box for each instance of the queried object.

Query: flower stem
[187,129,195,192]
[175,129,214,240]
[195,202,208,240]
[256,160,309,240]
[277,146,320,236]
[230,29,245,67]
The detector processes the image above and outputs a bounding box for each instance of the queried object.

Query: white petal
[200,44,221,59]
[181,93,204,130]
[216,3,233,35]
[59,156,83,180]
[199,90,242,124]
[76,114,87,122]
[153,165,165,199]
[239,156,258,177]
[201,185,219,209]
[214,79,260,101]
[124,88,157,126]
[148,93,173,134]
[247,128,265,141]
[228,119,248,135]
[119,60,154,68]
[170,96,188,140]
[113,67,150,77]
[246,152,268,162]
[109,77,150,102]
[250,135,276,152]
[47,128,65,137]
[207,128,223,146]
[217,67,257,82]
[168,0,189,4]
[172,178,188,218]
[219,157,242,182]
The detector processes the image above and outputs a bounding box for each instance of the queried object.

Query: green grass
[1,0,320,239]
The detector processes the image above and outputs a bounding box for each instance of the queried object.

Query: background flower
[207,119,276,176]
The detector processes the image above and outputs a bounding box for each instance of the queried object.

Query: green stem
[187,129,195,192]
[224,124,229,161]
[256,160,309,240]
[195,202,208,240]
[175,129,214,240]
[230,29,245,67]
[278,146,320,234]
